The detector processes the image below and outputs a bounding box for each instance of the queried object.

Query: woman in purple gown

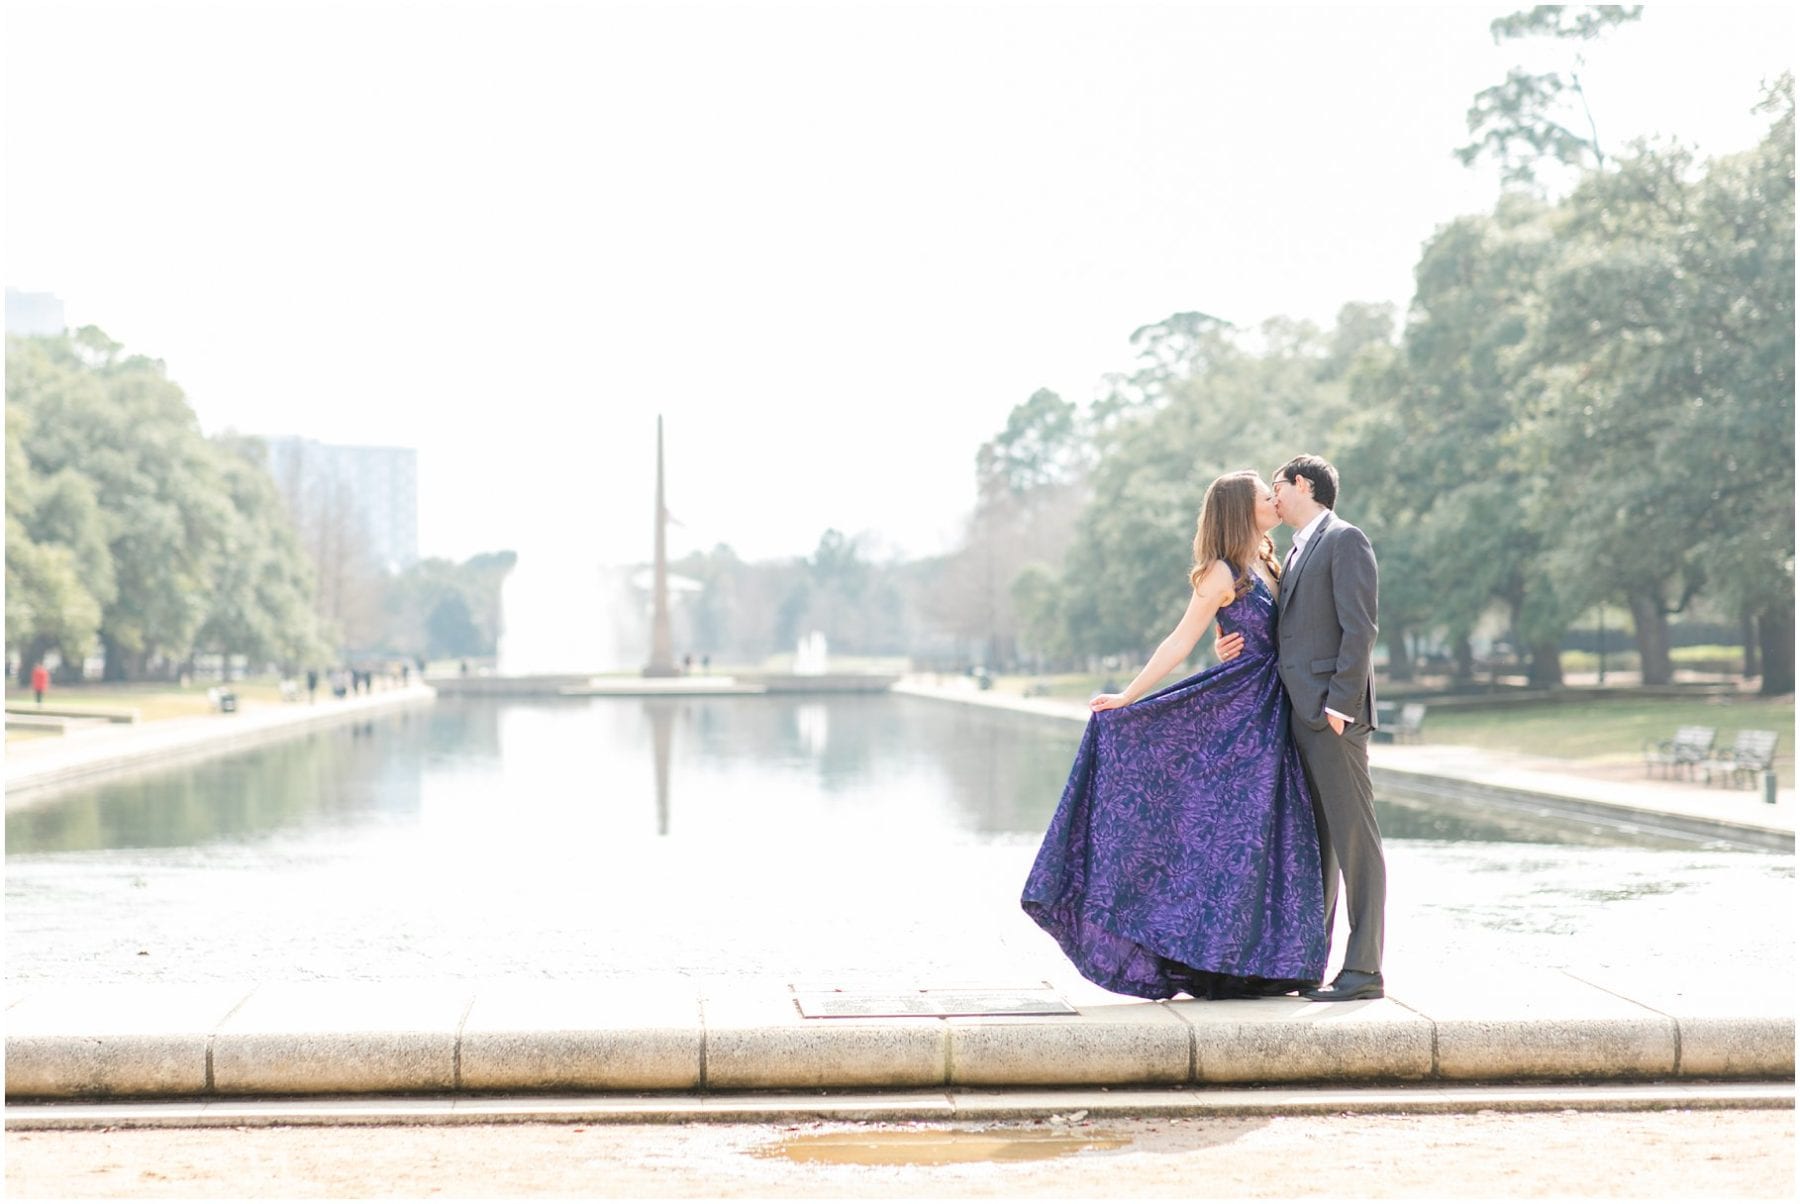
[1021,470,1327,1000]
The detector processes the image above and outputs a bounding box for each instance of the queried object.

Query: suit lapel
[1279,511,1333,617]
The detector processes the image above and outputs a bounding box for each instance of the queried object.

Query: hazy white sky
[6,2,1792,567]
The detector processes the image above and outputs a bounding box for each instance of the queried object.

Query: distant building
[5,288,66,336]
[261,436,419,574]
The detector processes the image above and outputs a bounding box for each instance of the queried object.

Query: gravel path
[7,1109,1793,1198]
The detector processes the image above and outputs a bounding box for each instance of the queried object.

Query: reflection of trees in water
[8,698,1703,861]
[924,708,1083,835]
[6,712,431,854]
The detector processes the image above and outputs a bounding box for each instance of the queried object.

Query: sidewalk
[893,676,1795,851]
[4,684,437,809]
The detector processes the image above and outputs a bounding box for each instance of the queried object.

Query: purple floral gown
[1021,574,1327,999]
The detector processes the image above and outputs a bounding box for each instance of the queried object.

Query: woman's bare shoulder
[1195,559,1236,607]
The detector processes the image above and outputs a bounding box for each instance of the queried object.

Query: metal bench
[1390,702,1427,743]
[1697,729,1780,789]
[1643,725,1716,779]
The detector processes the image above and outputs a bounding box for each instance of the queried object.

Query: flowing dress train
[1020,575,1327,999]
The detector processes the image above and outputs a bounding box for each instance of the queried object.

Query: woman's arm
[1091,562,1235,711]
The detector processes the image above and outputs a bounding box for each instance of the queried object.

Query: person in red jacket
[30,663,49,706]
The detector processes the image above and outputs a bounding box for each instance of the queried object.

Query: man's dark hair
[1274,454,1339,509]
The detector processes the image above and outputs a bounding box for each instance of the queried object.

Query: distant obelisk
[643,414,679,677]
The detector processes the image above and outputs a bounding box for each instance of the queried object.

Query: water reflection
[6,696,1790,986]
[6,697,1730,856]
[6,710,432,854]
[649,699,674,837]
[1372,795,1712,850]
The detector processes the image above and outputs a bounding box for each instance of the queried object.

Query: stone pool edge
[5,976,1792,1101]
[890,679,1796,852]
[4,685,438,810]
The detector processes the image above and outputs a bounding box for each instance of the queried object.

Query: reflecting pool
[6,696,1793,990]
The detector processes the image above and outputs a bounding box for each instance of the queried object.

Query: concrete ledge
[700,983,949,1090]
[6,704,141,723]
[4,685,437,808]
[210,984,471,1096]
[1400,970,1679,1080]
[947,1002,1190,1087]
[1372,767,1794,853]
[457,982,703,1092]
[4,985,251,1098]
[5,713,111,734]
[1168,997,1434,1083]
[1562,970,1799,1079]
[5,978,1792,1101]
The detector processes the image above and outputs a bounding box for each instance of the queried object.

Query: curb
[5,1082,1792,1130]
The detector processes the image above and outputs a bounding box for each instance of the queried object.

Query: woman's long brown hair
[1188,470,1280,599]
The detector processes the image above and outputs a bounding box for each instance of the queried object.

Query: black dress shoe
[1302,970,1384,1002]
[1214,976,1322,999]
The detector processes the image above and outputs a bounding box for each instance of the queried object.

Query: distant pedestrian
[30,663,49,707]
[683,653,694,675]
[401,662,411,686]
[331,668,349,699]
[701,654,711,673]
[306,668,319,703]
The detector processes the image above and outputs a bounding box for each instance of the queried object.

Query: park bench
[1390,702,1427,742]
[1697,729,1781,789]
[1642,725,1716,779]
[1372,700,1426,742]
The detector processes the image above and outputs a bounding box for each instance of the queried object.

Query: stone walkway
[3,684,437,809]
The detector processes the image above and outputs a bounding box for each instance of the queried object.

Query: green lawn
[986,674,1792,786]
[1421,696,1793,786]
[4,679,290,723]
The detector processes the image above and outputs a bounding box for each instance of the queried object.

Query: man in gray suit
[1222,454,1386,1001]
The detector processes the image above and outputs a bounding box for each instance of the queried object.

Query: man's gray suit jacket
[1275,510,1379,730]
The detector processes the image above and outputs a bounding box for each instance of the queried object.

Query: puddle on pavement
[757,1129,1130,1166]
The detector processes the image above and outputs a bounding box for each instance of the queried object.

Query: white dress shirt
[1286,510,1330,572]
[1286,510,1354,728]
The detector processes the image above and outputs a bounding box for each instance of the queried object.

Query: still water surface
[6,696,1793,988]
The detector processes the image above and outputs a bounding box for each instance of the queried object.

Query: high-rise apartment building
[262,437,419,574]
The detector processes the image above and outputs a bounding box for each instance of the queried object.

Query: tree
[7,329,237,680]
[1457,5,1644,187]
[1382,198,1577,685]
[4,399,112,681]
[382,551,518,661]
[1057,309,1365,660]
[1523,76,1794,689]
